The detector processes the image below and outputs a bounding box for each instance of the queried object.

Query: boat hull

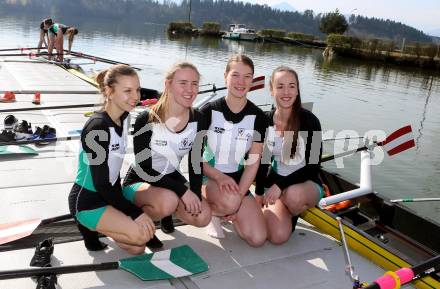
[303,169,440,289]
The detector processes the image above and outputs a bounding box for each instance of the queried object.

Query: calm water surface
[1,15,440,223]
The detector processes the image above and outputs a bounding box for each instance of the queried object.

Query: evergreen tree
[319,9,348,35]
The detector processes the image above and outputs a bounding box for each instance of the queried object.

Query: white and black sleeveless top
[123,108,207,198]
[200,97,267,173]
[255,108,322,195]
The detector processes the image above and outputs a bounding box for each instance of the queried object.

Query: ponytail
[94,64,138,110]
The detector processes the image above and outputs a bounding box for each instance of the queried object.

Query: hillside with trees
[0,0,433,43]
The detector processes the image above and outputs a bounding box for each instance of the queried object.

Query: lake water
[1,14,440,223]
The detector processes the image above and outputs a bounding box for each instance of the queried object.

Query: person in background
[44,19,78,61]
[255,66,323,245]
[37,18,51,53]
[68,64,155,255]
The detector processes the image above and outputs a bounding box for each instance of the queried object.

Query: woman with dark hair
[44,19,78,61]
[201,54,268,247]
[37,18,51,53]
[68,64,155,255]
[255,66,323,245]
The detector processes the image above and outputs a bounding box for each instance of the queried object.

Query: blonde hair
[149,62,200,123]
[95,64,138,109]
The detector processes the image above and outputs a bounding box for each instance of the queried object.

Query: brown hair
[95,64,138,109]
[67,27,78,43]
[270,66,302,158]
[43,18,53,27]
[149,62,200,123]
[225,54,254,75]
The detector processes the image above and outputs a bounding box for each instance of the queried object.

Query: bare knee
[238,225,267,247]
[125,245,146,255]
[216,194,241,216]
[193,212,212,227]
[124,230,148,247]
[244,232,266,247]
[268,227,290,245]
[283,190,308,215]
[145,192,178,218]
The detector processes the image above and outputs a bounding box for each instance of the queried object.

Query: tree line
[0,0,432,43]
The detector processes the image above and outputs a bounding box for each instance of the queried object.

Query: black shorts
[204,170,251,196]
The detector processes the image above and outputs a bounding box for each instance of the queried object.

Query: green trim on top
[203,142,216,168]
[75,149,96,191]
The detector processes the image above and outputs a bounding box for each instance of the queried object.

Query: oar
[362,255,440,289]
[0,52,62,57]
[0,47,41,52]
[0,214,71,245]
[319,125,416,208]
[0,135,80,146]
[390,197,440,203]
[0,145,38,156]
[0,75,266,113]
[66,50,141,70]
[197,75,265,95]
[0,97,158,113]
[0,245,208,281]
[322,125,415,163]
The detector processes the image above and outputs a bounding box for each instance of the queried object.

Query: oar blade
[0,218,41,245]
[382,125,415,156]
[120,245,208,281]
[249,75,265,92]
[0,145,38,156]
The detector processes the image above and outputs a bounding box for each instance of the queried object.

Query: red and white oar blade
[0,218,41,245]
[382,125,415,156]
[249,76,265,92]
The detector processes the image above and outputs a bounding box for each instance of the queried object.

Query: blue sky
[245,0,440,34]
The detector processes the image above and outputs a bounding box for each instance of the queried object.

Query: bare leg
[281,181,321,216]
[56,35,64,61]
[47,35,55,60]
[133,183,179,221]
[263,200,292,245]
[233,196,267,247]
[176,198,211,227]
[95,206,148,255]
[204,179,241,216]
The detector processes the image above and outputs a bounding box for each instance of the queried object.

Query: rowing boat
[303,167,440,288]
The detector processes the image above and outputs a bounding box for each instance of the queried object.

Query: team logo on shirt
[214,126,225,134]
[236,127,252,141]
[179,137,193,151]
[111,143,120,151]
[154,139,167,146]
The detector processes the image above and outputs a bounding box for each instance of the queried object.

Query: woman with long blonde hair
[122,62,212,247]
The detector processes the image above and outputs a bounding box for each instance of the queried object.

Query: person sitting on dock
[44,19,78,61]
[37,18,51,53]
[255,66,323,245]
[68,64,156,255]
[200,54,268,247]
[122,62,212,247]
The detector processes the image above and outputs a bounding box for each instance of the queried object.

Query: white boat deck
[0,59,414,288]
